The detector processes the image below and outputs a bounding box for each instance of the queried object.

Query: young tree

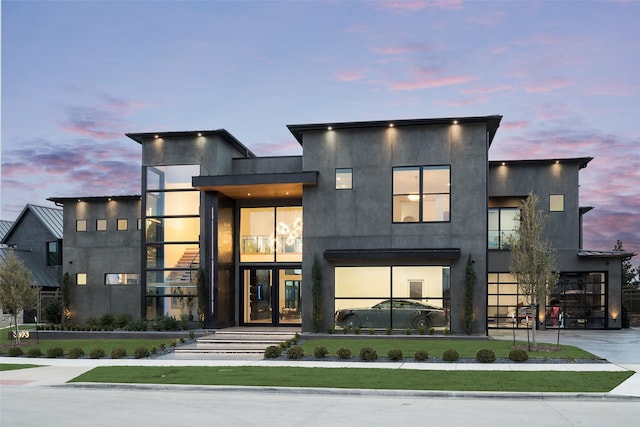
[0,249,39,344]
[613,240,639,289]
[509,192,559,347]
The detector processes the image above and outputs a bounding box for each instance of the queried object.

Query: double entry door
[242,267,301,325]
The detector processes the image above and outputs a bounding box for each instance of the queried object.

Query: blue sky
[1,0,639,258]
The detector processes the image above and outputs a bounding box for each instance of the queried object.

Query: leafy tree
[196,268,206,327]
[509,192,559,347]
[0,249,39,344]
[613,240,639,289]
[464,255,476,335]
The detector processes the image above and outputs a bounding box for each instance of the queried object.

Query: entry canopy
[193,171,318,199]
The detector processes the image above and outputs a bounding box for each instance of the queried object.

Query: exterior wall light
[327,126,332,131]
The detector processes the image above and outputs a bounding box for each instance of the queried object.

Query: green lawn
[70,366,632,392]
[299,338,596,360]
[0,363,39,371]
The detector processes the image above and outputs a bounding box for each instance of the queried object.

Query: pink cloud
[381,0,463,12]
[334,70,368,82]
[390,68,472,90]
[252,139,302,156]
[460,84,513,95]
[523,77,573,93]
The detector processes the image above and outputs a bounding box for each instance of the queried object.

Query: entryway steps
[173,328,300,356]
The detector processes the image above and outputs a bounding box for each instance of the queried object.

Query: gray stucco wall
[62,199,141,322]
[301,123,490,333]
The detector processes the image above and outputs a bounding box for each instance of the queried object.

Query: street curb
[53,382,640,401]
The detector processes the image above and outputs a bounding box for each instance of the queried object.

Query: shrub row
[332,326,451,336]
[5,346,156,359]
[37,314,194,332]
[264,346,531,363]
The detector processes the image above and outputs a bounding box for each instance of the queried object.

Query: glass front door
[242,267,301,325]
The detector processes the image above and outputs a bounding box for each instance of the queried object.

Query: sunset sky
[1,1,638,260]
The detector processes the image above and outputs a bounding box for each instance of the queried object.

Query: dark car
[335,299,447,329]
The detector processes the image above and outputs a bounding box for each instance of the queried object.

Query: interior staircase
[166,247,200,284]
[172,327,300,359]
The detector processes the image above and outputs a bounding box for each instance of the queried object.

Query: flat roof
[490,157,593,169]
[125,129,256,158]
[48,195,141,204]
[287,115,503,146]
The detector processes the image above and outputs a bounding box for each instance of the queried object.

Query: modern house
[0,204,64,326]
[46,115,633,332]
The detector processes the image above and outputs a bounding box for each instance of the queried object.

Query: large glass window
[105,273,140,285]
[488,208,519,249]
[393,166,450,223]
[144,164,200,320]
[487,273,529,328]
[240,207,302,263]
[549,273,606,329]
[334,266,450,330]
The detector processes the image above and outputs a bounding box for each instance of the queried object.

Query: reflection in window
[105,273,140,285]
[336,168,353,189]
[393,166,450,222]
[240,207,302,263]
[488,208,519,249]
[334,266,450,330]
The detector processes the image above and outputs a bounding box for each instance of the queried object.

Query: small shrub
[68,347,85,359]
[159,343,166,351]
[89,348,105,359]
[354,326,361,335]
[189,330,195,340]
[46,347,64,358]
[125,319,148,331]
[286,345,305,360]
[429,327,435,335]
[99,313,115,329]
[292,332,300,343]
[111,347,127,359]
[264,345,282,359]
[359,346,378,361]
[179,337,186,344]
[169,340,177,347]
[385,326,392,335]
[27,347,42,358]
[134,347,150,359]
[180,313,190,330]
[114,313,132,329]
[418,327,426,335]
[313,346,329,358]
[369,328,375,335]
[336,347,352,359]
[476,349,496,363]
[342,325,350,334]
[85,316,100,329]
[405,327,412,335]
[508,348,529,362]
[150,345,158,354]
[444,328,450,335]
[7,347,24,357]
[327,326,334,334]
[414,349,429,361]
[387,348,404,361]
[442,349,460,362]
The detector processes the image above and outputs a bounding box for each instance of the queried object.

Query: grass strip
[0,364,40,372]
[70,366,632,392]
[300,338,595,360]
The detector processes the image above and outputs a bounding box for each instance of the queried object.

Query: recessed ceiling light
[197,132,202,137]
[327,126,332,131]
[389,123,394,128]
[453,120,458,125]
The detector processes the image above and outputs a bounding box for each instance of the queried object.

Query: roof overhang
[287,115,502,146]
[490,157,593,169]
[578,250,636,259]
[193,171,318,199]
[324,248,461,263]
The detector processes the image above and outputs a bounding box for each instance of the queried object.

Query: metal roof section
[287,115,503,146]
[0,220,13,240]
[490,157,593,169]
[0,247,59,288]
[125,129,256,158]
[578,250,636,259]
[1,204,63,243]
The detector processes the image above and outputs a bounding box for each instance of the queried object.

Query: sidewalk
[2,355,639,399]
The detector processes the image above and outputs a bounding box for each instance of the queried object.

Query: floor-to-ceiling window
[334,266,450,330]
[240,206,302,325]
[144,165,200,321]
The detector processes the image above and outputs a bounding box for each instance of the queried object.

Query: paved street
[1,385,638,427]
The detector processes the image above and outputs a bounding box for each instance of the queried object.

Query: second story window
[46,240,60,266]
[488,207,519,249]
[393,165,450,223]
[336,168,353,189]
